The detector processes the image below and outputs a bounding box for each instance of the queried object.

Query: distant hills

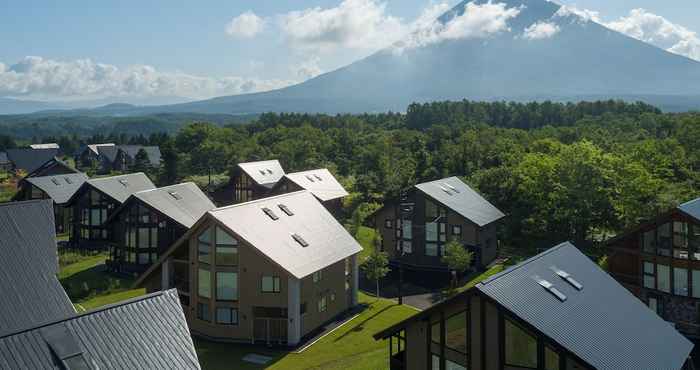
[3,0,700,116]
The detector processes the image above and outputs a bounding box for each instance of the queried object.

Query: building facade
[136,191,361,346]
[607,198,700,338]
[370,177,504,271]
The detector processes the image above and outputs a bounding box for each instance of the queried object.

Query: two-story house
[135,190,362,346]
[370,177,505,272]
[270,168,349,215]
[211,160,285,206]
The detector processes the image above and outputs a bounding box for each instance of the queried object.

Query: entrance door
[254,318,268,343]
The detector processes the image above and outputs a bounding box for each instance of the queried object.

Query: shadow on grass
[60,264,135,302]
[333,302,392,342]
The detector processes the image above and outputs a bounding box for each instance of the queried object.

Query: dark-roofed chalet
[370,176,505,272]
[13,172,89,233]
[0,200,74,336]
[213,160,285,205]
[106,182,216,274]
[67,173,156,249]
[24,157,80,178]
[6,147,61,174]
[75,143,115,171]
[607,197,700,339]
[108,145,162,172]
[0,289,201,369]
[271,168,348,214]
[135,191,362,346]
[374,242,694,370]
[0,152,11,171]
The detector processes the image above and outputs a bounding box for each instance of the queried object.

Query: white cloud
[554,5,601,24]
[0,56,295,100]
[225,11,266,38]
[295,57,323,80]
[395,2,522,52]
[522,21,560,40]
[604,9,700,61]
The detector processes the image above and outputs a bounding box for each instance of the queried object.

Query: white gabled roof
[283,168,349,202]
[237,160,285,187]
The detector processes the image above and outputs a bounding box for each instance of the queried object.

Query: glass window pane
[505,318,537,368]
[642,229,655,254]
[644,274,655,289]
[216,227,237,245]
[431,321,440,344]
[197,302,210,322]
[694,271,700,298]
[657,264,670,293]
[262,276,273,292]
[426,243,438,257]
[643,262,654,274]
[445,312,467,354]
[658,224,671,256]
[198,227,211,243]
[674,267,689,296]
[198,269,211,298]
[216,245,238,266]
[446,360,466,370]
[402,220,412,239]
[217,272,238,300]
[138,228,150,248]
[432,355,440,370]
[545,346,560,370]
[426,222,438,242]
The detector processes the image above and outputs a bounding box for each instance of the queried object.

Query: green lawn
[457,264,505,293]
[355,226,377,263]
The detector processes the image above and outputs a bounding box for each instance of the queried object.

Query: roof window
[443,183,460,193]
[552,267,583,291]
[292,233,309,247]
[278,204,294,216]
[536,278,567,302]
[305,175,316,183]
[314,174,323,181]
[64,177,73,184]
[51,178,61,186]
[438,185,453,195]
[168,191,182,200]
[259,170,267,176]
[267,169,274,174]
[262,207,279,220]
[118,179,129,187]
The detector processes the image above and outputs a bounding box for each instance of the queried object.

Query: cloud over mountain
[225,11,266,38]
[522,21,560,40]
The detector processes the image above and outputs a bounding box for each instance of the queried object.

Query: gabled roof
[415,177,505,227]
[478,242,693,370]
[29,143,60,150]
[281,168,349,202]
[0,289,201,369]
[24,157,80,178]
[6,148,60,173]
[84,173,156,204]
[118,145,162,167]
[86,143,115,155]
[237,160,285,187]
[0,200,74,336]
[129,182,216,228]
[0,152,8,165]
[678,197,700,221]
[97,144,119,163]
[23,173,89,205]
[375,242,693,370]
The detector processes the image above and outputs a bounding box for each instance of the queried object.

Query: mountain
[0,97,66,115]
[0,96,194,115]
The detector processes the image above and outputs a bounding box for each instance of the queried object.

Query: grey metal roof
[210,191,361,279]
[132,182,216,228]
[0,289,201,369]
[87,143,116,155]
[0,200,74,336]
[678,197,700,221]
[24,173,89,205]
[6,148,60,173]
[415,177,505,227]
[238,160,285,187]
[283,168,349,202]
[97,144,119,163]
[87,172,156,203]
[29,143,60,150]
[118,145,162,167]
[477,242,693,370]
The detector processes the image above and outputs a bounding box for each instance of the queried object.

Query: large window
[215,227,238,266]
[692,225,700,260]
[216,272,238,300]
[643,262,655,289]
[401,220,412,240]
[544,345,560,370]
[693,271,700,298]
[318,296,327,312]
[641,229,655,254]
[198,268,211,298]
[504,318,537,368]
[425,200,447,256]
[198,227,211,264]
[657,264,670,293]
[262,276,281,293]
[216,307,238,325]
[445,312,467,355]
[674,267,689,296]
[197,302,210,322]
[657,223,672,256]
[673,222,689,259]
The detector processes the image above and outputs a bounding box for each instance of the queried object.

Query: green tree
[442,239,474,287]
[132,149,151,173]
[159,141,179,185]
[362,244,390,299]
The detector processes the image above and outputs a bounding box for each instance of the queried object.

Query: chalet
[0,289,201,369]
[374,242,694,370]
[0,200,74,335]
[213,160,285,205]
[75,144,161,173]
[24,157,79,178]
[12,172,89,233]
[135,191,362,346]
[106,182,216,274]
[6,147,60,174]
[370,177,505,272]
[75,143,115,169]
[0,152,11,171]
[66,173,156,249]
[271,168,349,214]
[607,197,700,339]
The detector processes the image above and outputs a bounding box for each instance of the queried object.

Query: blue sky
[1,0,698,102]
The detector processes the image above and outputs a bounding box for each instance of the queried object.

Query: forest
[5,99,700,251]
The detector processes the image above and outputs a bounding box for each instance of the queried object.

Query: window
[313,270,323,283]
[198,227,211,264]
[138,227,151,248]
[544,346,560,370]
[198,268,211,298]
[197,302,210,322]
[432,355,440,370]
[674,267,688,296]
[300,302,307,315]
[657,264,670,293]
[262,207,279,220]
[401,220,412,240]
[426,222,438,243]
[648,297,659,315]
[402,240,412,254]
[292,233,309,247]
[643,262,655,289]
[658,223,672,256]
[318,296,327,312]
[262,276,281,293]
[445,311,467,354]
[384,219,393,229]
[278,204,294,216]
[693,271,700,298]
[215,227,238,266]
[504,318,537,368]
[345,258,351,276]
[426,243,438,257]
[216,272,238,300]
[452,225,462,236]
[673,222,689,259]
[330,292,336,302]
[216,307,238,325]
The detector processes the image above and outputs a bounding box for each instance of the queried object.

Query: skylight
[168,191,182,200]
[314,174,323,181]
[64,177,72,184]
[267,169,273,174]
[536,278,567,302]
[278,204,294,216]
[259,170,267,176]
[292,233,309,247]
[119,179,129,187]
[443,183,460,193]
[305,175,316,183]
[552,268,583,291]
[262,207,279,220]
[438,185,453,195]
[51,178,61,186]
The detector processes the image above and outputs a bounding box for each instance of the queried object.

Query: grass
[196,293,418,370]
[354,226,377,263]
[456,264,505,293]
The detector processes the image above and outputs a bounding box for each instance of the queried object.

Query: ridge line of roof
[285,168,329,176]
[478,242,572,286]
[209,190,309,213]
[88,172,147,183]
[133,182,197,195]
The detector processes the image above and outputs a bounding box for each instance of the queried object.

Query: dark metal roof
[6,148,60,173]
[86,173,156,203]
[0,200,74,336]
[24,173,90,205]
[678,197,700,221]
[476,242,693,370]
[85,143,116,156]
[0,289,201,369]
[118,145,162,167]
[282,168,349,202]
[131,182,216,228]
[0,152,9,165]
[24,157,80,178]
[96,144,119,163]
[238,160,285,187]
[415,176,505,227]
